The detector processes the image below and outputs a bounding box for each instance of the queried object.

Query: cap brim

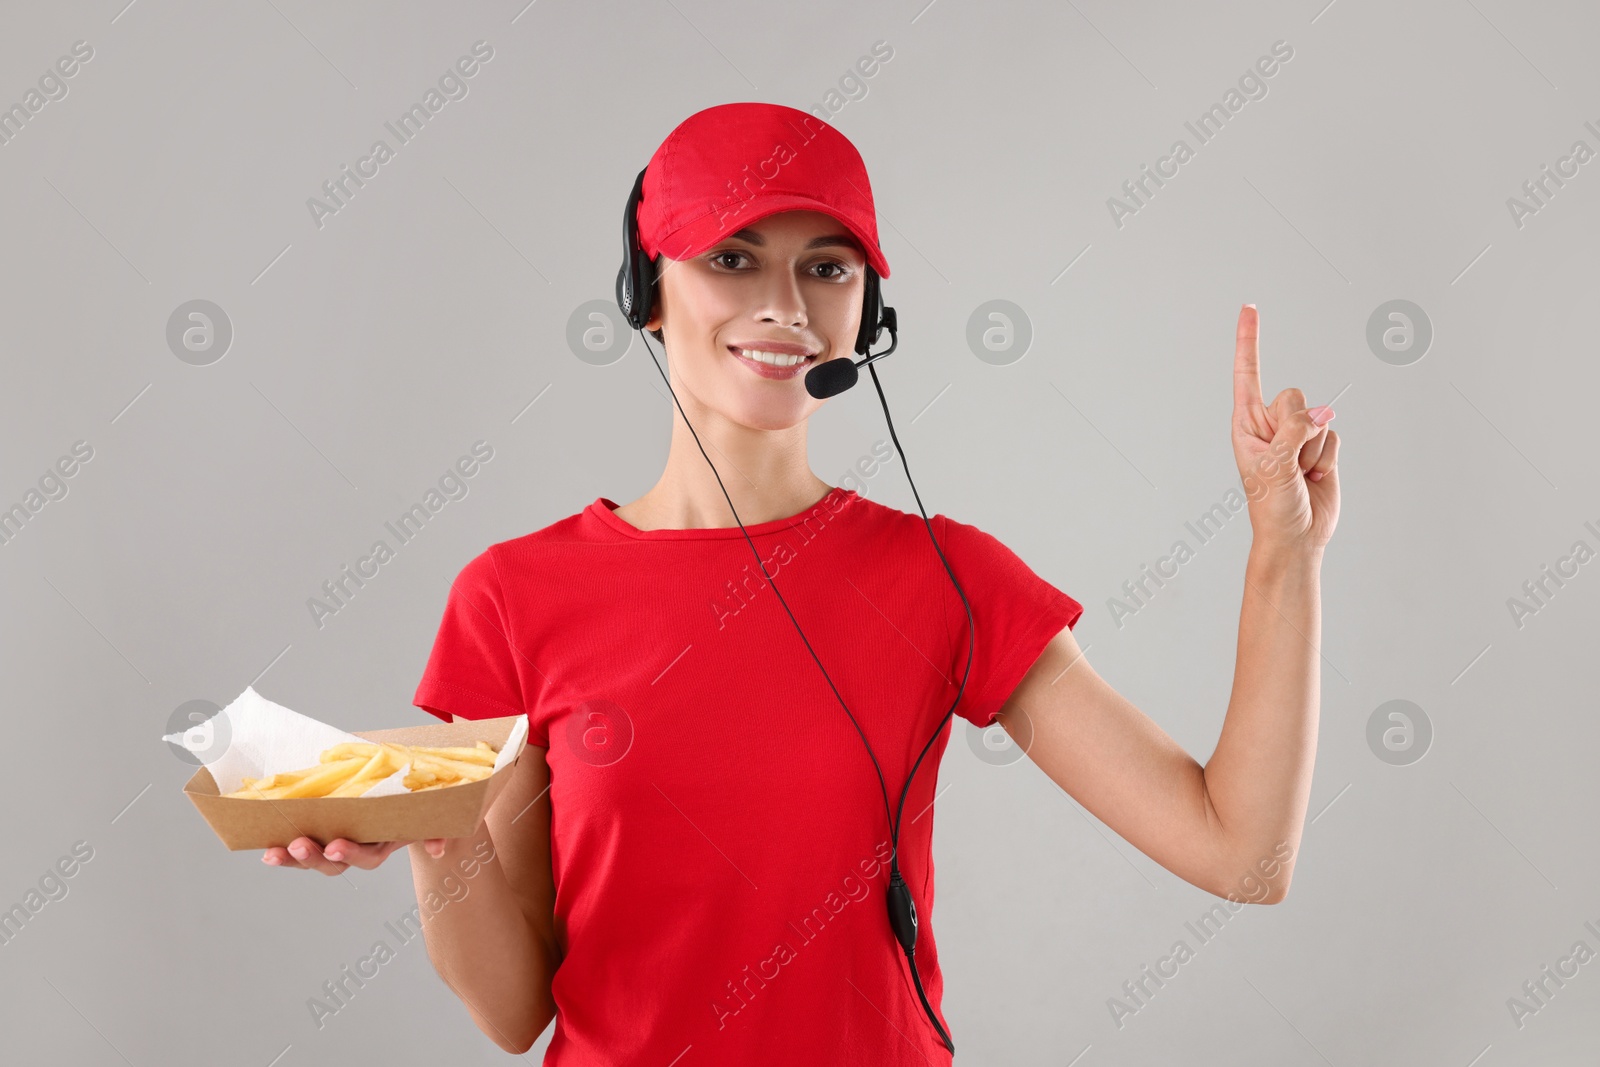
[657,194,891,279]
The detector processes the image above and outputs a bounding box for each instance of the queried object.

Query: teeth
[737,348,811,367]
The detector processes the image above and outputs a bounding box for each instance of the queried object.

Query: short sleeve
[938,515,1084,729]
[413,547,536,742]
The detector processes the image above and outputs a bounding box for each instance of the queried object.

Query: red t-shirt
[413,487,1082,1065]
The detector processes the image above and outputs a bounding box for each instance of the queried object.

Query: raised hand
[1232,304,1341,550]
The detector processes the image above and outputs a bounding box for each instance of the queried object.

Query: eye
[706,250,855,280]
[708,250,750,270]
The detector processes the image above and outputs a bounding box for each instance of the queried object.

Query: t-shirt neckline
[587,486,856,540]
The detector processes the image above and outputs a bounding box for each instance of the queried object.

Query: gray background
[2,0,1596,1063]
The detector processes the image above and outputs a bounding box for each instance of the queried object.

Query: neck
[625,402,831,531]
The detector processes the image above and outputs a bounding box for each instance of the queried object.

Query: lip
[728,344,818,381]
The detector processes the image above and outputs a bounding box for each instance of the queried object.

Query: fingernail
[1310,406,1335,425]
[263,854,280,865]
[1244,303,1256,310]
[289,844,308,859]
[325,849,343,862]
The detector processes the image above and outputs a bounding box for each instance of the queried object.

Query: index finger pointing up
[1234,303,1262,412]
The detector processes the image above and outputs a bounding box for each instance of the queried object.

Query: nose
[755,266,807,330]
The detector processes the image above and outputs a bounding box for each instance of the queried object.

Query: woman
[260,102,1340,1065]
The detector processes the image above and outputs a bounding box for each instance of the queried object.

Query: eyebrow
[725,228,863,254]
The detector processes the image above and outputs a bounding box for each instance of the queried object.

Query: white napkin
[164,685,418,797]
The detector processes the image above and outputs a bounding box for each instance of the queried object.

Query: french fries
[224,740,498,799]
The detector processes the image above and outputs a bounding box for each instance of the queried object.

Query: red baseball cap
[635,101,891,279]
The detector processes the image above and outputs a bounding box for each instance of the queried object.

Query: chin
[722,394,814,432]
[741,408,812,433]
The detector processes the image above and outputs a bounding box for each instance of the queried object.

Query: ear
[644,256,667,332]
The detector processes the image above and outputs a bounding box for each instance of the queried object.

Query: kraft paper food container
[181,715,528,852]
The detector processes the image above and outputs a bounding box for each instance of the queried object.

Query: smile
[729,346,817,379]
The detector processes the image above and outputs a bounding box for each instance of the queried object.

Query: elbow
[516,988,559,1053]
[1211,837,1298,905]
[490,1027,538,1056]
[476,999,553,1055]
[1266,867,1294,903]
[487,1027,534,1056]
[1257,843,1297,903]
[437,957,555,1053]
[1257,858,1295,904]
[475,943,560,1052]
[1211,879,1288,905]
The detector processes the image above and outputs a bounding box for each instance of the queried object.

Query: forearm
[408,830,558,1053]
[1202,540,1324,900]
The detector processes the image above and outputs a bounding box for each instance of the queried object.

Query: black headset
[614,163,976,1056]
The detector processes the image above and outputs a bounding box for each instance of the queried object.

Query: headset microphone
[616,156,971,1057]
[803,308,898,399]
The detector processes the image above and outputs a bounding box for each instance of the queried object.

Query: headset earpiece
[854,267,884,356]
[616,167,655,331]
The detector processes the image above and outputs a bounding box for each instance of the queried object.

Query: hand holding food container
[164,686,528,871]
